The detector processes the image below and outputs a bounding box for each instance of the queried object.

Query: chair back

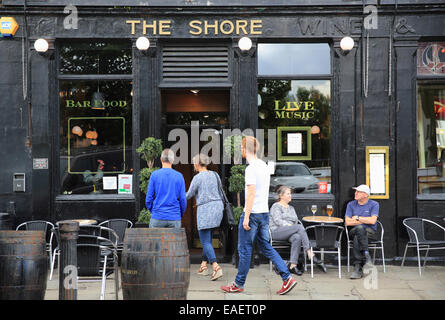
[77,234,115,277]
[307,224,344,249]
[403,218,426,243]
[99,219,132,245]
[16,220,55,243]
[373,220,384,242]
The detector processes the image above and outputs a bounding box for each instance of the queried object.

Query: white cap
[353,184,370,196]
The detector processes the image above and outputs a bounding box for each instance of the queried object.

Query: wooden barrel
[121,228,190,300]
[0,231,48,300]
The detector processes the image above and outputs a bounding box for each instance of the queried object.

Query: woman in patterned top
[269,185,326,275]
[186,154,224,281]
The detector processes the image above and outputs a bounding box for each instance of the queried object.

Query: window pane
[258,79,331,194]
[59,40,132,75]
[417,43,445,76]
[417,83,445,194]
[59,80,133,195]
[258,43,331,76]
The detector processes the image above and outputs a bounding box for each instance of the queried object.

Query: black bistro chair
[305,224,344,279]
[77,232,119,300]
[98,219,133,253]
[401,218,445,276]
[345,220,386,273]
[16,220,55,267]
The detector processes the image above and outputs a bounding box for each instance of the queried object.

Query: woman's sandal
[210,265,223,281]
[197,265,209,276]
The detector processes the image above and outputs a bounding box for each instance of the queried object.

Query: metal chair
[16,220,55,267]
[306,224,344,278]
[345,221,386,272]
[98,219,133,252]
[49,225,119,281]
[268,224,307,273]
[77,233,119,300]
[401,218,445,276]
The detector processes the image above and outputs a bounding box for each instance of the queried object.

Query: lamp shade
[34,39,49,52]
[136,37,150,51]
[238,37,252,51]
[340,37,354,51]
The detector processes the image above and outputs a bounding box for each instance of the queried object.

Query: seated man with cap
[344,184,379,279]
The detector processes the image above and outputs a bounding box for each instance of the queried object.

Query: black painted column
[333,40,359,214]
[58,220,79,300]
[233,41,257,132]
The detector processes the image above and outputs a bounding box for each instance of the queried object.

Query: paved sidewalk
[44,263,445,300]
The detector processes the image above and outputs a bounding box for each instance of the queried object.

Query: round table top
[302,216,344,224]
[57,219,98,226]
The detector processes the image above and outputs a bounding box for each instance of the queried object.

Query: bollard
[58,220,79,300]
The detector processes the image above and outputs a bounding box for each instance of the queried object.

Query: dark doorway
[161,89,230,257]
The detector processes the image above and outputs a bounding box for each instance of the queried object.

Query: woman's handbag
[213,172,237,228]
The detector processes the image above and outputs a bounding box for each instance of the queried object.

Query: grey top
[186,170,223,230]
[269,202,300,231]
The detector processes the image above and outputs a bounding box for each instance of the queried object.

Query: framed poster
[366,146,389,199]
[277,126,312,160]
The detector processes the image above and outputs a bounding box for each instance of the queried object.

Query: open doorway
[161,89,230,257]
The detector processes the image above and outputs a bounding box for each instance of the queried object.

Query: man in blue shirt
[145,149,187,228]
[344,184,379,279]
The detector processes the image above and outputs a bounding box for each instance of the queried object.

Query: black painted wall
[0,5,444,262]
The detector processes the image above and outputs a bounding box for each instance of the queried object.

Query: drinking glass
[326,205,333,219]
[311,205,317,217]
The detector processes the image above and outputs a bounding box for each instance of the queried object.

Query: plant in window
[136,137,163,225]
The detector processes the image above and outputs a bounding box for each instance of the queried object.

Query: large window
[258,43,331,194]
[58,41,133,195]
[417,83,445,194]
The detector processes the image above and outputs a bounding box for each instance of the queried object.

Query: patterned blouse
[269,202,300,231]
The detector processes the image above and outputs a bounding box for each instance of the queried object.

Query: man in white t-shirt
[221,136,297,295]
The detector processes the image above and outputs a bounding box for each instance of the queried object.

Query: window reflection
[417,83,445,194]
[258,43,331,76]
[258,79,331,194]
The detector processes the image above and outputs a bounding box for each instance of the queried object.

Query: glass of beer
[311,205,317,217]
[326,205,333,219]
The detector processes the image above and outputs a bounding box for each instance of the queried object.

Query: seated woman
[269,185,327,275]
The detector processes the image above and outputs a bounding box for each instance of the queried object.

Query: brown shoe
[211,265,223,281]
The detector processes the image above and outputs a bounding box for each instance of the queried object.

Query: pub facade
[0,0,444,263]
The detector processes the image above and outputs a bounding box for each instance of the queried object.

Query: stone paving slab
[44,263,445,300]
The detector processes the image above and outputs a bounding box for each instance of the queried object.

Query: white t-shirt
[244,158,270,213]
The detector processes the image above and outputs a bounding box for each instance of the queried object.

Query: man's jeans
[235,212,290,288]
[349,224,377,266]
[149,218,181,228]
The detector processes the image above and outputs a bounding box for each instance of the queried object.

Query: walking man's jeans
[235,212,290,288]
[349,224,377,266]
[149,218,181,228]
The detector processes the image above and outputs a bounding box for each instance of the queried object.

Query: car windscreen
[273,164,311,176]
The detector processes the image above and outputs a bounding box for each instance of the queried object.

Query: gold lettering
[250,19,263,35]
[126,20,140,35]
[204,20,218,35]
[274,100,285,110]
[304,101,315,110]
[66,100,75,107]
[189,20,202,35]
[220,20,234,35]
[143,20,157,35]
[159,20,172,35]
[236,20,248,35]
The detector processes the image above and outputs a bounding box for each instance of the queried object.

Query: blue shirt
[345,199,379,231]
[145,168,187,221]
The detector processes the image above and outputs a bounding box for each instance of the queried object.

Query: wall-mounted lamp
[340,36,355,54]
[136,36,150,51]
[238,36,252,52]
[34,38,49,53]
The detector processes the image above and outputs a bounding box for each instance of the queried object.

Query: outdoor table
[302,216,344,224]
[56,219,98,226]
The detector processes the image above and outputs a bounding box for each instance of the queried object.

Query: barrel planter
[121,228,190,300]
[0,231,48,300]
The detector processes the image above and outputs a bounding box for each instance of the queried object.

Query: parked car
[270,162,319,193]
